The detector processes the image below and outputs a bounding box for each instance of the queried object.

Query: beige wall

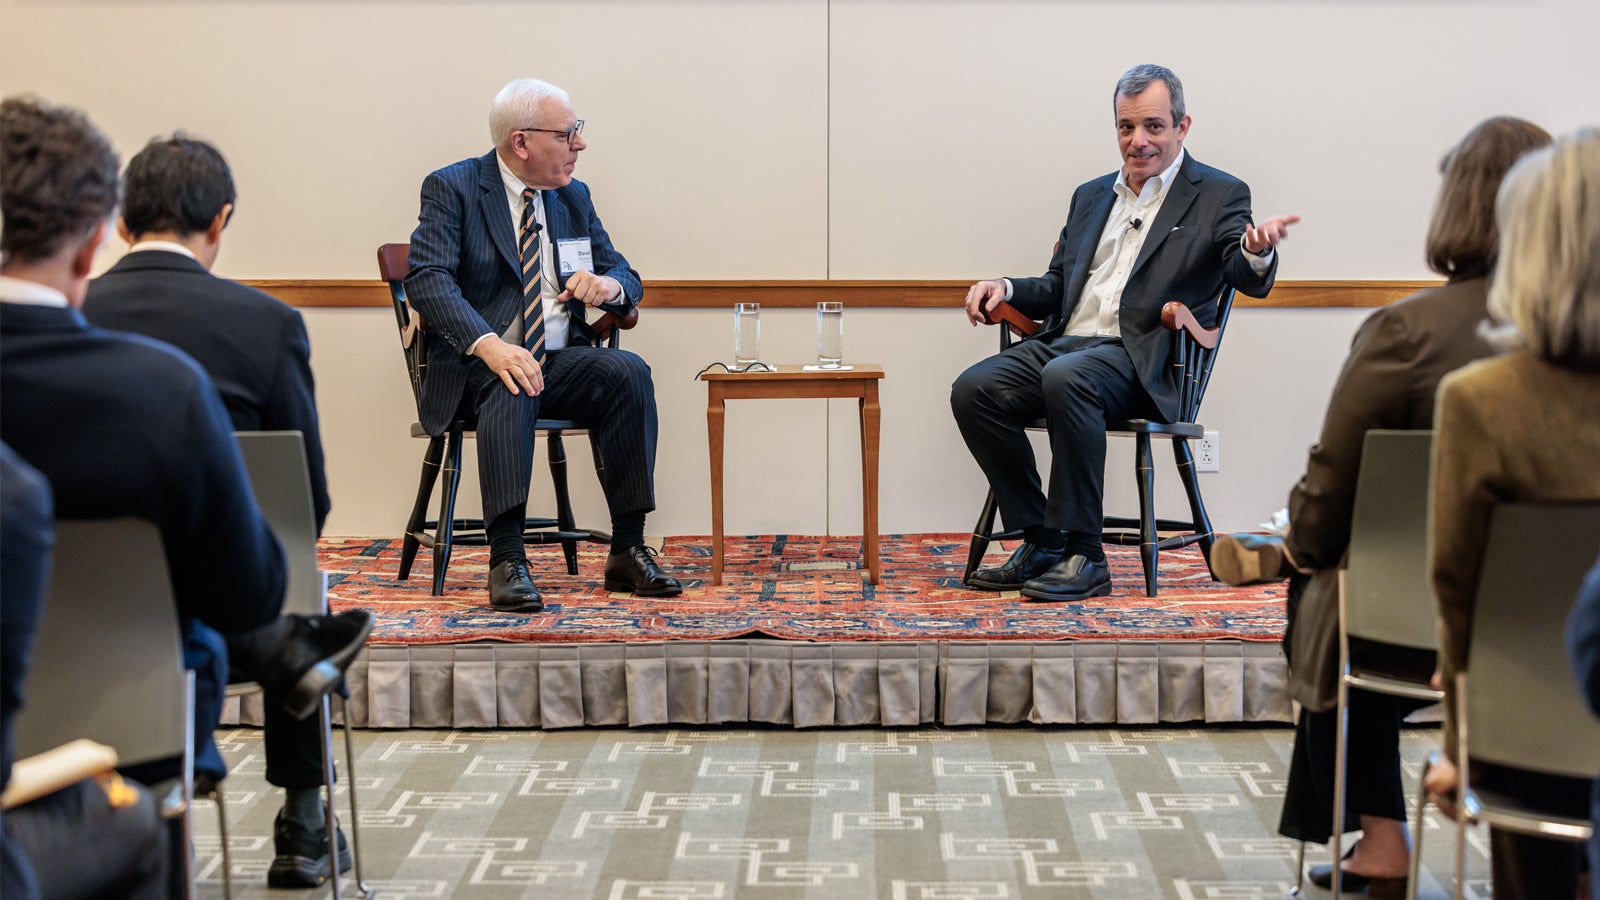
[3,0,1592,538]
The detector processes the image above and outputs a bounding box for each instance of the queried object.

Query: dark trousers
[468,346,658,522]
[6,778,168,900]
[950,335,1160,535]
[1278,693,1431,843]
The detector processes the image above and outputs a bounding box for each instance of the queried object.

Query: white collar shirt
[1063,147,1187,338]
[0,275,69,308]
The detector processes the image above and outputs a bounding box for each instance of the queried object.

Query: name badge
[557,238,594,275]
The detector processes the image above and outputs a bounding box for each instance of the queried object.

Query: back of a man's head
[121,135,236,239]
[0,96,120,266]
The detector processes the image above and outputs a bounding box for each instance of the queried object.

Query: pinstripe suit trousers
[466,344,657,522]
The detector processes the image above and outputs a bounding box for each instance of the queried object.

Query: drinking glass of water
[733,302,760,370]
[816,302,843,368]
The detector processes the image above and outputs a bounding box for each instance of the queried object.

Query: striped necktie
[518,187,547,361]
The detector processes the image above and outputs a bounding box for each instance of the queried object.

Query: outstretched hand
[1245,214,1302,256]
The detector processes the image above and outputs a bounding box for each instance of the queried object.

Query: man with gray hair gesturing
[406,78,679,610]
[952,64,1299,602]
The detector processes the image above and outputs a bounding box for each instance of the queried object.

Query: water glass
[733,302,760,369]
[816,302,844,368]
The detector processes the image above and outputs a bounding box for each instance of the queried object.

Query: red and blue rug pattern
[324,534,1285,645]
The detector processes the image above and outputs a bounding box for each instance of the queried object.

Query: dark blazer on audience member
[83,250,330,532]
[1005,152,1276,422]
[1282,277,1497,709]
[404,150,642,437]
[1565,553,1600,895]
[0,302,284,632]
[1,442,52,900]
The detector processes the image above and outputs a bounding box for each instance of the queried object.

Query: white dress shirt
[1004,148,1272,337]
[465,154,571,356]
[0,275,69,307]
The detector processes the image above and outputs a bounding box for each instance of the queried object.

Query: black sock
[610,512,646,553]
[1064,531,1104,563]
[1023,526,1064,551]
[487,505,527,566]
[282,787,326,830]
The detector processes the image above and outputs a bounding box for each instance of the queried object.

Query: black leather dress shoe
[1308,863,1370,892]
[604,546,682,597]
[268,810,352,888]
[1020,554,1112,602]
[231,610,375,720]
[968,542,1064,590]
[489,557,544,613]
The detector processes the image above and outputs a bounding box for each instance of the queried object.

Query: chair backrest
[1342,430,1437,649]
[376,243,428,411]
[1465,501,1600,777]
[13,519,189,769]
[234,431,325,617]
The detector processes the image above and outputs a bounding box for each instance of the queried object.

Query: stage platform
[223,535,1292,729]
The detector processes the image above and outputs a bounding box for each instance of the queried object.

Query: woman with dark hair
[1425,128,1600,900]
[1209,115,1553,894]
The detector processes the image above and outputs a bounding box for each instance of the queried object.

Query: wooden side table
[701,364,886,585]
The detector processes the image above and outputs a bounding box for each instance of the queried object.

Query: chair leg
[547,432,579,575]
[213,786,234,900]
[965,489,1001,585]
[1287,839,1305,897]
[1331,679,1351,899]
[338,695,371,894]
[1406,754,1433,900]
[432,429,465,596]
[399,434,445,582]
[1173,437,1216,564]
[1134,433,1158,596]
[317,695,342,900]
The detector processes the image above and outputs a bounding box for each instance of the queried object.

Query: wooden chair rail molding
[244,278,1440,310]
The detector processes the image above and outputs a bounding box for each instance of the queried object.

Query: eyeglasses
[515,120,585,146]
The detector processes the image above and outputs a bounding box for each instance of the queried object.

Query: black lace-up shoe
[604,546,682,597]
[489,557,544,612]
[267,811,352,888]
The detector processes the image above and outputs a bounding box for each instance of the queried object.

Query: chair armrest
[593,307,640,343]
[1160,301,1221,350]
[984,300,1038,340]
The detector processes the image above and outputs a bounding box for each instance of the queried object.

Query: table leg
[859,386,881,585]
[708,389,726,586]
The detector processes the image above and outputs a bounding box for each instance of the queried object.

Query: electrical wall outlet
[1196,431,1221,473]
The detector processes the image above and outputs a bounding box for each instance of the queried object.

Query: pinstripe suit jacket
[1007,153,1275,422]
[405,151,642,435]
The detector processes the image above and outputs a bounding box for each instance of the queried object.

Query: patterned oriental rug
[219,535,1293,729]
[322,534,1287,645]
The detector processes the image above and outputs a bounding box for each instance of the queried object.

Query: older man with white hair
[405,78,678,610]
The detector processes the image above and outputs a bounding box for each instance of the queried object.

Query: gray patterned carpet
[195,724,1493,899]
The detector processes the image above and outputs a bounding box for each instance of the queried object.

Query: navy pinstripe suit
[405,150,657,523]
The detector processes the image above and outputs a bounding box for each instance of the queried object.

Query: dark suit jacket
[0,302,284,634]
[1565,553,1600,864]
[1281,278,1495,710]
[1007,153,1275,422]
[404,150,642,435]
[83,250,330,533]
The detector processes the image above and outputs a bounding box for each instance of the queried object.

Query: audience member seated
[0,95,370,868]
[1422,128,1600,900]
[950,63,1296,602]
[1,441,169,899]
[1209,116,1551,893]
[81,133,349,889]
[1567,552,1600,900]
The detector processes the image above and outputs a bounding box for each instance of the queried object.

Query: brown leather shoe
[1209,533,1294,586]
